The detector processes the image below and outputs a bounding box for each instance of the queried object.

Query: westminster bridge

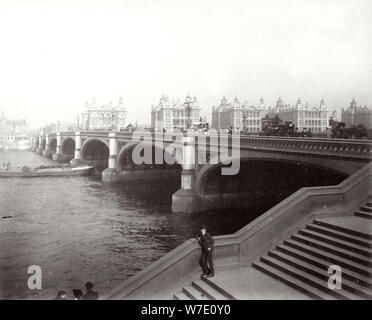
[30,131,372,213]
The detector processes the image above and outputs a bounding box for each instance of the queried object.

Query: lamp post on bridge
[242,110,248,133]
[184,94,192,131]
[111,113,118,132]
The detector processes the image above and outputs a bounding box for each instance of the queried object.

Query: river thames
[0,151,280,300]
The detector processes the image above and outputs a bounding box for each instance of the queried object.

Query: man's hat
[57,290,66,296]
[85,281,94,289]
[200,225,206,230]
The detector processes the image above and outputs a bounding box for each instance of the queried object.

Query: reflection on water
[0,151,273,299]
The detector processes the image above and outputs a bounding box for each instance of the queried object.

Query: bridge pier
[102,132,120,183]
[172,137,200,213]
[52,133,64,161]
[31,137,37,152]
[104,168,180,184]
[42,134,53,159]
[70,132,83,166]
[36,135,43,155]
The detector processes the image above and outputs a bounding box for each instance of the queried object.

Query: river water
[0,151,276,300]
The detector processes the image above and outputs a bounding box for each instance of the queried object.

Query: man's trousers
[199,250,214,275]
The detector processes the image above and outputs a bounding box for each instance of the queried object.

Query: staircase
[355,201,372,220]
[173,277,233,300]
[252,201,372,300]
[174,201,372,300]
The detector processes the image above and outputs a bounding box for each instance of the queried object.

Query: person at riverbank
[196,225,215,278]
[72,289,83,300]
[82,281,99,300]
[54,290,67,300]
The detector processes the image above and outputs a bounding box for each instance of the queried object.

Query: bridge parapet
[238,136,372,160]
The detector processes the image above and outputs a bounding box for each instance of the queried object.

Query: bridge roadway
[31,131,372,213]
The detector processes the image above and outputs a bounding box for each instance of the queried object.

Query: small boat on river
[0,165,94,178]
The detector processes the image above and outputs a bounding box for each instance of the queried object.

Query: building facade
[212,97,268,132]
[81,97,127,131]
[0,111,6,150]
[341,99,372,128]
[151,94,201,132]
[0,110,29,150]
[6,119,29,142]
[268,98,329,133]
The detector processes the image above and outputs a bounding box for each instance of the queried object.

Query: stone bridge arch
[195,157,348,197]
[61,137,76,161]
[49,138,57,153]
[117,140,182,171]
[81,137,110,170]
[102,140,182,184]
[182,157,349,214]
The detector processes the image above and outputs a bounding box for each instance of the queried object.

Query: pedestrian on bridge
[196,225,215,278]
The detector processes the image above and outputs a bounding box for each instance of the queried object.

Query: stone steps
[275,244,372,288]
[252,212,372,299]
[252,260,336,300]
[173,276,233,300]
[267,249,372,299]
[297,228,372,257]
[360,205,372,213]
[290,234,372,267]
[283,239,372,277]
[182,286,209,300]
[191,280,229,300]
[313,218,372,240]
[355,210,372,220]
[305,224,372,248]
[257,256,361,299]
[201,276,237,300]
[173,292,192,300]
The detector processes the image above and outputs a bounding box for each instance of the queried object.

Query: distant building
[81,97,127,131]
[330,110,338,121]
[0,110,29,150]
[268,98,328,133]
[0,111,6,150]
[341,99,372,129]
[151,94,201,132]
[212,97,268,132]
[6,119,29,142]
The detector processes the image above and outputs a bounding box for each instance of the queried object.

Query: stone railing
[238,136,372,159]
[102,162,372,299]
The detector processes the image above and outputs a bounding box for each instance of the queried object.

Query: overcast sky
[0,0,371,129]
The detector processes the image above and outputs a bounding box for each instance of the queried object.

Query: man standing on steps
[196,225,215,278]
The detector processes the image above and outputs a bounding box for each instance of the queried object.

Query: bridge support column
[36,135,43,155]
[31,137,37,152]
[70,132,83,166]
[42,134,53,159]
[52,133,63,161]
[172,136,199,213]
[102,132,120,183]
